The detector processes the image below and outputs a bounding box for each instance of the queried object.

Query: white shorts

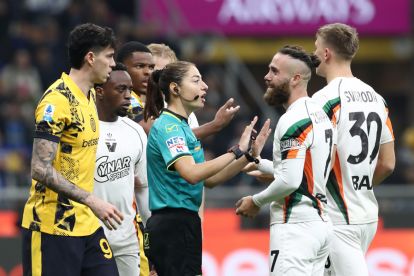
[324,222,377,276]
[269,221,332,276]
[114,253,140,276]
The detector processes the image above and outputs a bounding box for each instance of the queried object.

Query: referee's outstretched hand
[212,98,240,129]
[238,116,258,152]
[85,194,124,230]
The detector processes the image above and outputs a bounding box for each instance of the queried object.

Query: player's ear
[95,86,104,99]
[169,82,180,96]
[85,51,95,66]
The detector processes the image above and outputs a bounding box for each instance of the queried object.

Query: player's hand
[86,194,124,230]
[242,162,259,172]
[149,268,158,276]
[251,118,272,157]
[238,116,258,151]
[235,196,260,218]
[212,98,240,129]
[247,170,274,184]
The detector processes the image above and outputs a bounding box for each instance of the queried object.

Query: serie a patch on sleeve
[280,138,303,152]
[43,104,55,122]
[166,136,189,157]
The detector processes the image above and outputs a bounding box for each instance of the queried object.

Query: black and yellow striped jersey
[22,73,101,236]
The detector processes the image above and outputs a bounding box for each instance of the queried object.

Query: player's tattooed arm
[31,138,90,203]
[31,138,124,229]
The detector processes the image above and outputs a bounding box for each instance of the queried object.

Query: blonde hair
[317,23,359,61]
[147,43,178,63]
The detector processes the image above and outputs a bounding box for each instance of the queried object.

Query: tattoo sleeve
[31,138,91,205]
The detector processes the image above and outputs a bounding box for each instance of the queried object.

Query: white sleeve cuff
[257,158,274,174]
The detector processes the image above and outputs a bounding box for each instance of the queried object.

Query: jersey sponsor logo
[280,138,302,152]
[95,156,132,182]
[82,138,99,147]
[165,123,179,133]
[166,136,189,157]
[43,104,55,122]
[105,142,117,152]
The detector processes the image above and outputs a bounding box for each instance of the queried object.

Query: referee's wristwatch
[244,151,260,164]
[227,144,244,159]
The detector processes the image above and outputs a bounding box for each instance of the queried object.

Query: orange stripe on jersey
[331,104,340,127]
[333,153,348,213]
[286,149,299,159]
[298,124,313,143]
[284,125,313,159]
[303,149,323,214]
[385,111,394,141]
[304,150,314,194]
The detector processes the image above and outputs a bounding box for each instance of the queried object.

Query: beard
[263,80,291,106]
[116,108,128,117]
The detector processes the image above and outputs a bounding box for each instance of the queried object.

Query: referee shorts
[144,207,202,276]
[22,227,119,276]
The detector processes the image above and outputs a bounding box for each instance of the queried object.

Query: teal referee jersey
[147,109,204,212]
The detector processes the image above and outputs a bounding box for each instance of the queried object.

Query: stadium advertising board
[140,0,410,35]
[1,210,414,275]
[202,210,414,276]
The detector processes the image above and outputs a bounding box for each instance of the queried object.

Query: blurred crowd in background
[0,0,413,204]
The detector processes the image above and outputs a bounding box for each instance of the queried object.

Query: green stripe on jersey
[322,97,340,121]
[281,118,312,141]
[326,171,350,224]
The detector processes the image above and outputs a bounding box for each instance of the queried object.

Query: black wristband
[244,152,260,164]
[227,144,244,159]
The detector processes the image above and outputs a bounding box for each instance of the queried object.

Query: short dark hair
[112,62,128,72]
[279,45,320,70]
[67,23,116,69]
[117,41,152,63]
[317,23,359,60]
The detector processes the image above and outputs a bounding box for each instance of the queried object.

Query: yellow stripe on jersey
[135,214,150,276]
[32,231,42,276]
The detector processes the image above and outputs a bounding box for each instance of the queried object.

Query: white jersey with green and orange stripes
[312,77,394,225]
[269,97,334,224]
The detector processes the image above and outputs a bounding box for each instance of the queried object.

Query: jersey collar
[61,72,93,103]
[287,96,309,112]
[162,109,189,125]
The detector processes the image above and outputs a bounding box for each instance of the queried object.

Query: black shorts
[22,227,119,276]
[144,208,202,276]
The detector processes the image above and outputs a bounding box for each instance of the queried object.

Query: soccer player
[116,41,155,133]
[312,23,395,275]
[144,61,271,275]
[21,23,123,276]
[236,45,334,276]
[93,63,151,276]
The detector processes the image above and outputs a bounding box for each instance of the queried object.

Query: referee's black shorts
[144,207,202,276]
[22,227,119,276]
